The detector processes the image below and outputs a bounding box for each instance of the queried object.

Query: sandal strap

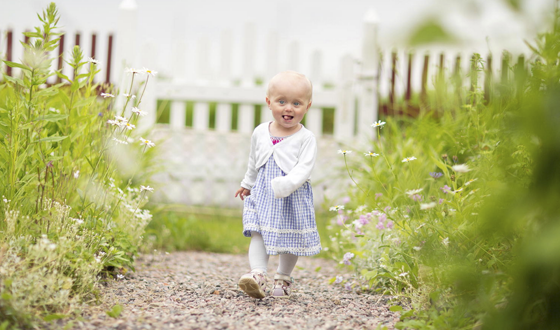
[274,274,293,283]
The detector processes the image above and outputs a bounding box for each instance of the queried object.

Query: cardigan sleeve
[240,132,258,190]
[270,134,317,198]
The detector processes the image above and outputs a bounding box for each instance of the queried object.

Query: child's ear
[306,101,313,110]
[266,96,271,108]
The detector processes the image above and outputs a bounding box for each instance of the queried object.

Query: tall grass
[0,4,157,326]
[327,8,560,329]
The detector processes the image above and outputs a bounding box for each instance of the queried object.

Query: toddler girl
[234,71,322,299]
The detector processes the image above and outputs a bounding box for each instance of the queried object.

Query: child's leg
[277,254,298,276]
[248,231,269,273]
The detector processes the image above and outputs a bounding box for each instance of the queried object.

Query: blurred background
[1,0,555,81]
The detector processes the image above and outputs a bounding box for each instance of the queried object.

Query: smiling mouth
[282,115,294,120]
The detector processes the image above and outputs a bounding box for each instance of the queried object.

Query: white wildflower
[112,137,129,145]
[132,107,147,116]
[371,120,386,128]
[405,188,424,195]
[329,205,345,211]
[139,137,155,148]
[338,150,352,155]
[402,156,417,163]
[100,93,114,98]
[123,93,136,99]
[452,164,471,173]
[140,185,154,192]
[420,202,437,210]
[399,272,409,277]
[123,122,136,130]
[442,237,450,246]
[364,151,380,157]
[413,246,422,251]
[73,170,80,179]
[88,57,100,64]
[125,67,141,74]
[141,67,158,77]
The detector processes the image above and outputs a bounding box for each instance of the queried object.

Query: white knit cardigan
[240,122,317,199]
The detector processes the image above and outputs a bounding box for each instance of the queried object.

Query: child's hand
[235,187,251,201]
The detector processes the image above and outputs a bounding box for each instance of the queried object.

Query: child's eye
[294,102,300,106]
[279,100,285,105]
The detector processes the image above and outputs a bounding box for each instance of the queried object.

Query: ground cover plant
[327,7,560,330]
[0,4,158,327]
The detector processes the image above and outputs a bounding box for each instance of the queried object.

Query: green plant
[0,3,158,326]
[327,7,559,329]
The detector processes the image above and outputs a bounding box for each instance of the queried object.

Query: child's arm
[239,132,258,194]
[270,136,317,199]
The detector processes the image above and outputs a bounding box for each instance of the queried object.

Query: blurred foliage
[0,3,158,327]
[328,3,560,329]
[408,19,456,46]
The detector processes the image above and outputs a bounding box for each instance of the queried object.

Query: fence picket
[193,102,210,130]
[170,101,186,130]
[216,103,233,132]
[238,104,254,133]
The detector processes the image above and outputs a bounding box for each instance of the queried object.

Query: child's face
[266,77,312,133]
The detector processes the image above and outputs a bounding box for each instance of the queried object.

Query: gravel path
[48,252,399,329]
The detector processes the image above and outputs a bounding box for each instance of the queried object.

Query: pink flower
[411,194,423,202]
[358,215,370,225]
[376,222,385,230]
[441,185,452,194]
[378,213,387,222]
[384,206,392,213]
[375,193,383,200]
[386,221,394,229]
[342,196,351,204]
[439,198,444,204]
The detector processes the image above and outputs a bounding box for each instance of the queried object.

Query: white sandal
[238,270,268,299]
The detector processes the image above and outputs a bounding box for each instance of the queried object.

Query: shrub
[0,3,157,326]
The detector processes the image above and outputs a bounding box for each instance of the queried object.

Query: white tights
[249,231,298,276]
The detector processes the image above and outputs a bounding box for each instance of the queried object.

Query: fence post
[334,54,355,141]
[238,104,255,133]
[242,22,256,86]
[170,101,186,130]
[219,30,233,85]
[287,40,301,72]
[357,8,378,142]
[193,102,210,131]
[114,0,138,85]
[216,103,233,132]
[265,31,279,82]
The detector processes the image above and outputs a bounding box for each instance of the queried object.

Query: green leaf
[314,266,322,272]
[389,305,403,312]
[35,135,68,143]
[106,304,123,318]
[1,293,12,301]
[36,114,68,122]
[85,156,95,170]
[44,313,66,321]
[3,61,32,71]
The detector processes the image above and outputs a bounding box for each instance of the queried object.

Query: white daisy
[452,164,471,173]
[100,93,114,98]
[402,156,417,163]
[405,188,424,195]
[371,120,386,128]
[139,137,155,148]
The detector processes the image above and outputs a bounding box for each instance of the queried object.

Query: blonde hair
[266,71,313,102]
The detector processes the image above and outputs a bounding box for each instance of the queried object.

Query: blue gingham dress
[243,145,322,256]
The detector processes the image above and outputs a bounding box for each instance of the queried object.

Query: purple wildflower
[358,215,370,225]
[342,196,351,204]
[378,213,387,222]
[342,252,354,265]
[411,194,423,202]
[439,198,444,204]
[375,193,383,200]
[441,185,452,194]
[46,161,53,168]
[376,222,385,230]
[429,172,443,179]
[386,221,394,229]
[384,206,392,213]
[335,275,343,284]
[345,282,352,290]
